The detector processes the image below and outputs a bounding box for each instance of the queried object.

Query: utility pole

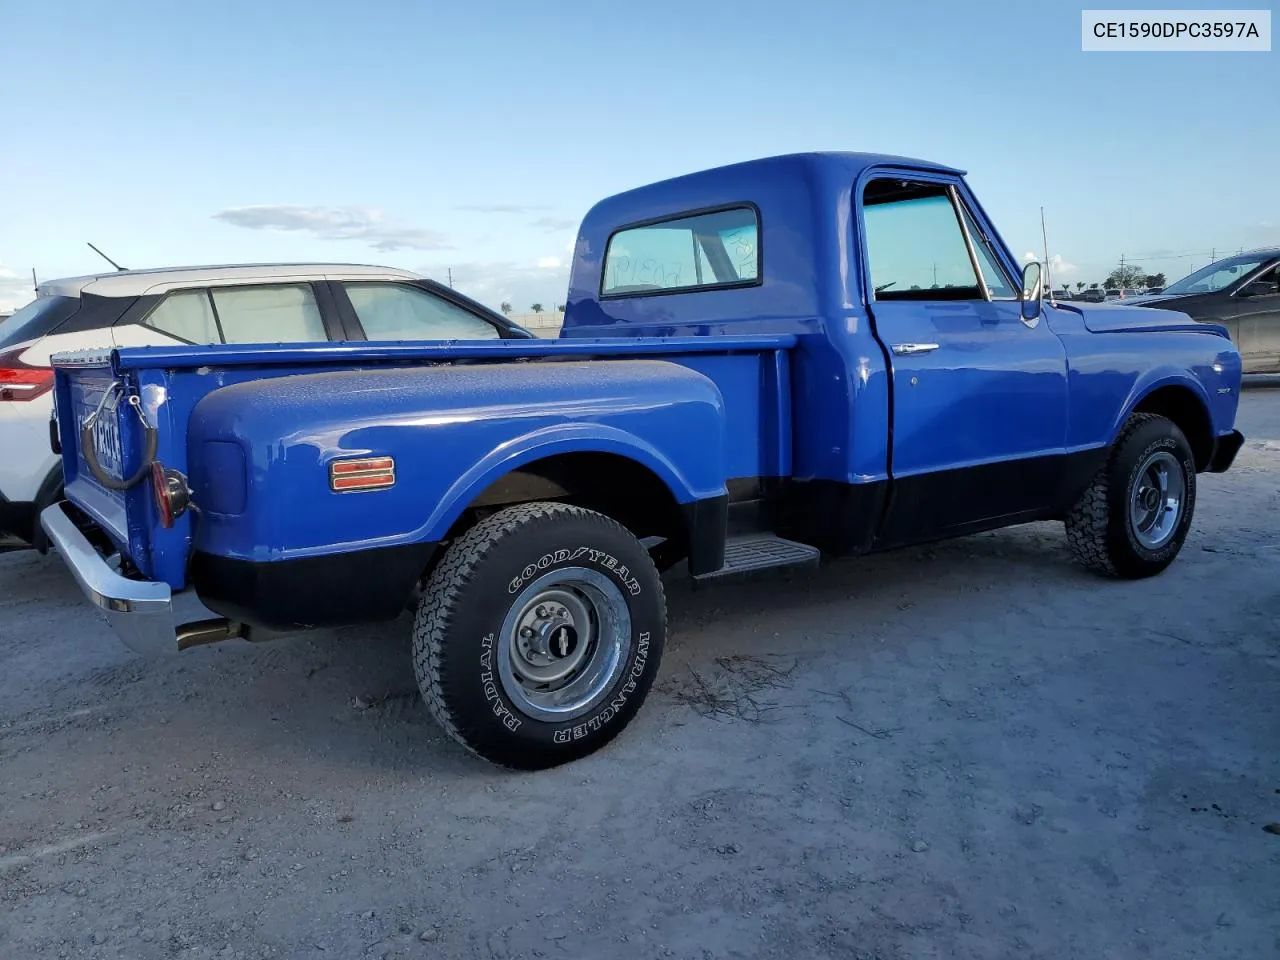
[446,267,453,288]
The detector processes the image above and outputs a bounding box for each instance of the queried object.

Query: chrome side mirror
[1020,262,1043,322]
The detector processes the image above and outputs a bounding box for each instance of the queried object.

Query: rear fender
[420,421,725,542]
[186,358,732,563]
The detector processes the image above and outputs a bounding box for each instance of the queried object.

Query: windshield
[1162,253,1276,296]
[0,296,81,350]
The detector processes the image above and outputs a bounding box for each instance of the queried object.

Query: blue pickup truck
[42,152,1244,769]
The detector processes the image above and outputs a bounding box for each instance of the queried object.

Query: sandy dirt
[1,389,1278,960]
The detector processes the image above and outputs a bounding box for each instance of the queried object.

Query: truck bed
[52,335,797,591]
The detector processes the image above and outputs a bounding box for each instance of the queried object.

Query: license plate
[81,393,124,481]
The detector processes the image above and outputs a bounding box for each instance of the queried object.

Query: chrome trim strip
[891,342,941,355]
[948,184,991,301]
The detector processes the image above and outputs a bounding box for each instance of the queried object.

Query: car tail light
[0,348,55,402]
[330,456,396,492]
[151,461,191,528]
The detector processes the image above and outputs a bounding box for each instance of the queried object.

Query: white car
[0,262,532,549]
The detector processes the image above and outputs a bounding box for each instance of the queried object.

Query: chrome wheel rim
[1129,450,1185,549]
[497,566,631,722]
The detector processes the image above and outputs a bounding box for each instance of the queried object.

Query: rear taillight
[0,348,55,402]
[150,461,191,528]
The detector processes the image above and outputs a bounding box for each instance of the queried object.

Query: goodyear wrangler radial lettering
[479,633,522,731]
[507,546,642,596]
[508,547,589,592]
[552,632,651,744]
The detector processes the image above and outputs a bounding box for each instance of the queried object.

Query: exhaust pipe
[177,618,246,652]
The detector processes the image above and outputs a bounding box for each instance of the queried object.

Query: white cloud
[536,256,562,269]
[1023,251,1078,283]
[212,205,450,252]
[529,215,578,233]
[455,203,552,214]
[1045,254,1078,281]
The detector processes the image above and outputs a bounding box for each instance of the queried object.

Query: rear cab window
[601,206,760,297]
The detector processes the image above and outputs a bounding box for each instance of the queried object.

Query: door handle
[890,342,940,356]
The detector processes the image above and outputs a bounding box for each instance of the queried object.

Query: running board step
[695,534,821,581]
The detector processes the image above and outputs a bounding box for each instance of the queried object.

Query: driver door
[859,174,1070,547]
[1231,265,1280,372]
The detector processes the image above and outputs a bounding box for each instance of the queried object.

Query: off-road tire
[413,502,666,770]
[1064,413,1197,579]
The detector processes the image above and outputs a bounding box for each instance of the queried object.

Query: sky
[1,0,1276,313]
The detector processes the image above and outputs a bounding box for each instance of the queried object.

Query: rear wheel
[413,502,666,769]
[1064,413,1197,579]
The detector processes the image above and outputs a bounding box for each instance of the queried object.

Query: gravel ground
[1,388,1278,960]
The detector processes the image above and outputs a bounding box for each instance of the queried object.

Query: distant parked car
[0,263,534,549]
[1077,288,1106,303]
[1129,248,1280,373]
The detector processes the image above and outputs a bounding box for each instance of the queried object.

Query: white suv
[0,262,531,549]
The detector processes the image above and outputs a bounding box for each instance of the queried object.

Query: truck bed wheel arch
[423,432,726,576]
[1126,383,1214,471]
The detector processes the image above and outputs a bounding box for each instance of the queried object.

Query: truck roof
[37,262,423,300]
[582,151,966,227]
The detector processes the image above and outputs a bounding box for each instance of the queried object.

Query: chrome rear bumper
[40,502,236,657]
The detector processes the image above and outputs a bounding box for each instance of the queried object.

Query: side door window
[1241,264,1280,298]
[342,283,501,340]
[959,205,1017,299]
[212,284,327,344]
[143,290,222,344]
[862,180,984,300]
[1235,264,1280,364]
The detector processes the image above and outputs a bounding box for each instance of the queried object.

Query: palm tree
[500,302,512,315]
[530,303,544,314]
[1075,282,1085,291]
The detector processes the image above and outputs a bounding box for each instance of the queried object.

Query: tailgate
[53,360,148,554]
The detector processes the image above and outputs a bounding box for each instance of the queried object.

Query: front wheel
[1064,413,1197,579]
[413,502,666,769]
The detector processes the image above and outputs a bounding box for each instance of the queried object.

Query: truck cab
[42,152,1244,770]
[562,152,1243,556]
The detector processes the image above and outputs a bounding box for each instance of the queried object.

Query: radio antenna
[1040,206,1054,304]
[86,242,127,271]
